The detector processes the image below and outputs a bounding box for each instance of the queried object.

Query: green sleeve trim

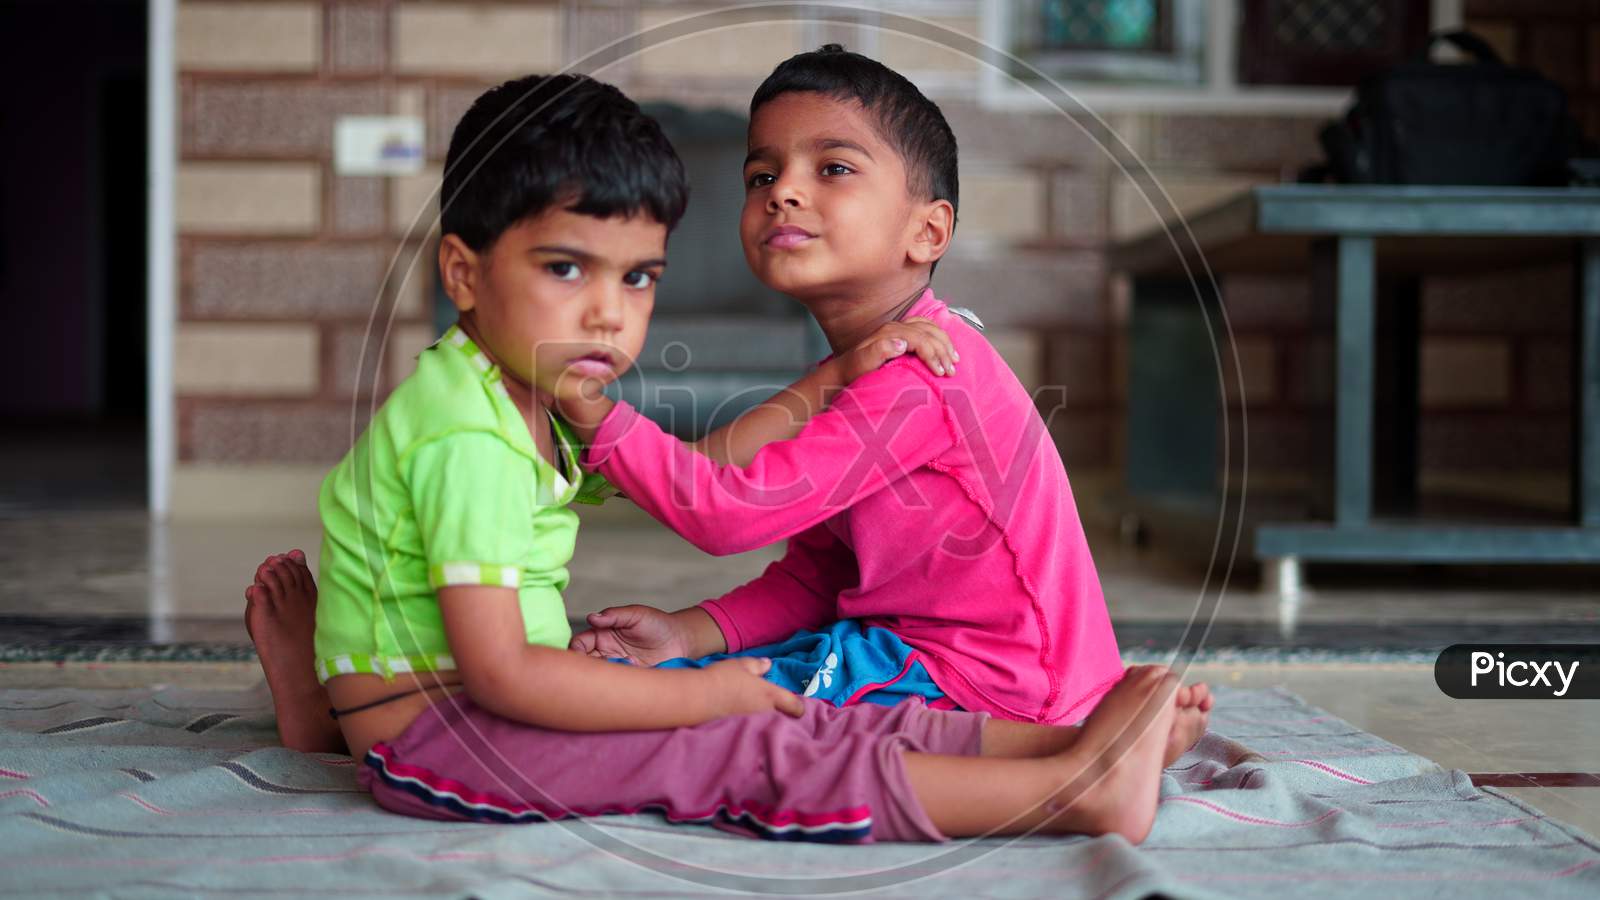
[427,561,523,589]
[315,653,458,685]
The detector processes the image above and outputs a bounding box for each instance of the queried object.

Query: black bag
[1315,30,1578,186]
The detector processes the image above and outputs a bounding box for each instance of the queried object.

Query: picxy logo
[1435,645,1600,699]
[1469,651,1579,697]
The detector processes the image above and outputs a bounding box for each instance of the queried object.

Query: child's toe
[289,560,314,594]
[260,566,286,597]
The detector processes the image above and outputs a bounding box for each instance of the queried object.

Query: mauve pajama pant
[358,694,989,843]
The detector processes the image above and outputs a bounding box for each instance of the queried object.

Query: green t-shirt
[313,324,614,684]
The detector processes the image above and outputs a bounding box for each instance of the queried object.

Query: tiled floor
[1,507,1596,838]
[7,505,1598,630]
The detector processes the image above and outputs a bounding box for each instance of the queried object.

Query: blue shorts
[654,619,956,709]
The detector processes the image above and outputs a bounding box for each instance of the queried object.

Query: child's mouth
[765,225,815,249]
[565,352,616,378]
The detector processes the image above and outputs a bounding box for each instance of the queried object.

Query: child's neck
[456,316,556,423]
[800,275,933,356]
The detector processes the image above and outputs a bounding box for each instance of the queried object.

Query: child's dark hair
[442,74,689,251]
[751,44,959,231]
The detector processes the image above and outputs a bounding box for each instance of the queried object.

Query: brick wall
[173,0,1138,515]
[174,1,430,514]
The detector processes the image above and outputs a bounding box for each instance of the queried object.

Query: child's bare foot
[1042,665,1177,843]
[1164,682,1213,768]
[244,551,346,754]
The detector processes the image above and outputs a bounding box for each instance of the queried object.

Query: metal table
[1109,186,1600,587]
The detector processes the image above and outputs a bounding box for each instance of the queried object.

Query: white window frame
[798,1,991,101]
[978,0,1462,114]
[1006,0,1208,85]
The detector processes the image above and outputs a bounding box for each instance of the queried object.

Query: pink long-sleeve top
[582,289,1123,724]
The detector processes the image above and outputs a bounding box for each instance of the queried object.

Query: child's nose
[579,285,620,331]
[767,176,805,211]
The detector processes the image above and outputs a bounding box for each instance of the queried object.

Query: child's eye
[821,163,853,176]
[547,261,581,281]
[746,172,775,189]
[623,270,656,289]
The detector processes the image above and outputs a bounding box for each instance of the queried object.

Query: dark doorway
[0,0,148,511]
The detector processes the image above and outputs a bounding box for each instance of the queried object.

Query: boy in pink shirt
[564,45,1164,727]
[577,289,1119,723]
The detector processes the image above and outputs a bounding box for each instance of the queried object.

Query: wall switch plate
[334,116,425,176]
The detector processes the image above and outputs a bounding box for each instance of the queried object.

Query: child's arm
[439,583,803,730]
[571,521,855,664]
[402,431,801,727]
[568,357,960,557]
[554,317,956,469]
[692,317,958,468]
[698,520,854,651]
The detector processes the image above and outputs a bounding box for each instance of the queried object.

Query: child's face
[740,92,926,297]
[440,206,664,398]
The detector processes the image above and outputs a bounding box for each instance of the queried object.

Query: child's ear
[907,199,955,267]
[438,235,481,313]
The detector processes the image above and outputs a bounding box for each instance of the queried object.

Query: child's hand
[548,368,615,443]
[837,316,959,383]
[703,657,805,719]
[569,604,693,666]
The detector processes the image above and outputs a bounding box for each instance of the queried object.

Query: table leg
[1374,275,1420,516]
[1579,239,1600,528]
[1334,236,1376,527]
